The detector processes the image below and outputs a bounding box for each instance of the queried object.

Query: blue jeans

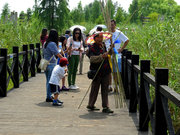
[45,63,56,99]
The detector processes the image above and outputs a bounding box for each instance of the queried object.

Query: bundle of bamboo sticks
[99,0,126,108]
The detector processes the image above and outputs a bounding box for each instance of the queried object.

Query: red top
[40,35,48,47]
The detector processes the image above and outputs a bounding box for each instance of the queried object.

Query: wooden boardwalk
[0,56,151,135]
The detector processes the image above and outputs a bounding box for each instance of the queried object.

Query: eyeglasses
[75,32,80,35]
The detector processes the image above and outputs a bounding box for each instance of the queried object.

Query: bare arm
[118,39,129,53]
[56,53,63,58]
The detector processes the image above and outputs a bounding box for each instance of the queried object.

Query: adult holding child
[43,29,63,102]
[67,28,84,90]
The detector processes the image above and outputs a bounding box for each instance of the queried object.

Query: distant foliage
[148,12,159,22]
[0,13,44,52]
[129,0,180,23]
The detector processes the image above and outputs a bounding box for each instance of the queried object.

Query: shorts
[49,84,61,94]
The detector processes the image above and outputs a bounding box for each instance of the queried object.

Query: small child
[49,57,68,106]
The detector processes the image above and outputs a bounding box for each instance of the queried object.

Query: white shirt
[49,65,65,85]
[106,30,129,51]
[71,41,81,55]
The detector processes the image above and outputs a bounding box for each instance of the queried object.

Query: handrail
[0,43,41,97]
[121,49,180,135]
[160,85,180,108]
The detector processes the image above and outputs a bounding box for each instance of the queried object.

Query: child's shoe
[53,100,62,106]
[57,99,63,104]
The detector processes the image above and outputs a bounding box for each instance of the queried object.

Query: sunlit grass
[119,20,180,132]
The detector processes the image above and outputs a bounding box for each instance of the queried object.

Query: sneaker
[102,107,114,113]
[73,84,79,89]
[57,99,63,104]
[61,86,69,91]
[86,105,100,111]
[69,85,74,90]
[53,100,62,106]
[46,98,53,102]
[69,85,77,90]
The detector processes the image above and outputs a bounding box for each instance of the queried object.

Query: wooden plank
[134,65,140,74]
[0,56,152,135]
[160,85,180,107]
[143,73,155,87]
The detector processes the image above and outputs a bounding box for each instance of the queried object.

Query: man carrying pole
[106,19,129,92]
[86,32,113,113]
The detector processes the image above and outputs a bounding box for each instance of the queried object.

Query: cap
[59,57,68,66]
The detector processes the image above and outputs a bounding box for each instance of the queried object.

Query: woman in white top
[67,28,83,90]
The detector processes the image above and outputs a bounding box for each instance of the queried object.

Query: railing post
[154,68,168,135]
[139,60,150,131]
[13,46,19,88]
[121,49,127,85]
[23,45,28,81]
[0,48,7,97]
[36,43,41,73]
[30,44,35,77]
[129,55,139,113]
[124,51,132,99]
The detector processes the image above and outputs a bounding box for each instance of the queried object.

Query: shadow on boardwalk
[0,56,151,135]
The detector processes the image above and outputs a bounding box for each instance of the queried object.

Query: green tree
[95,14,105,24]
[38,0,58,29]
[70,1,84,24]
[57,0,70,32]
[1,3,10,22]
[129,0,138,23]
[115,6,126,23]
[84,5,91,22]
[148,12,159,22]
[26,8,32,21]
[91,0,101,23]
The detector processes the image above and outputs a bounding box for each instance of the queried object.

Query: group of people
[39,19,129,112]
[40,28,84,106]
[86,19,129,113]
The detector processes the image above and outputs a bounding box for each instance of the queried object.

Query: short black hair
[96,26,102,31]
[111,19,116,25]
[65,30,71,35]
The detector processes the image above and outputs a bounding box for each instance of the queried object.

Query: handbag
[87,70,97,79]
[38,56,54,71]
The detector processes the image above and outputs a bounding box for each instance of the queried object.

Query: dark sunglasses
[75,32,80,35]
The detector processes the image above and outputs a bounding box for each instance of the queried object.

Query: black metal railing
[0,43,42,97]
[121,49,180,135]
